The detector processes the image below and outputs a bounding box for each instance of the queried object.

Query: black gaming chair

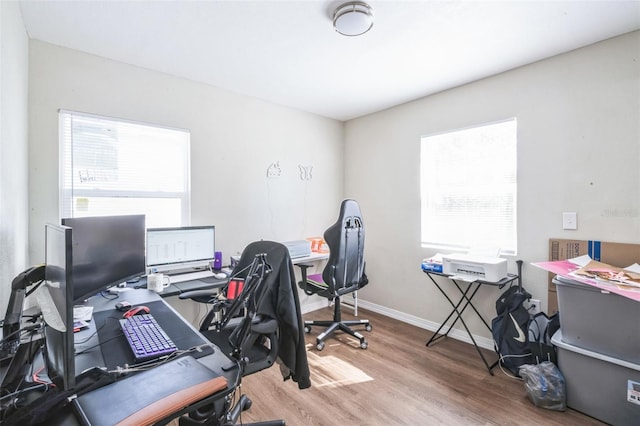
[298,199,372,351]
[179,241,310,425]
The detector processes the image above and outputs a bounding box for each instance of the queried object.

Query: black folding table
[423,270,518,375]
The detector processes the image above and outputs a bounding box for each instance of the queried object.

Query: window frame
[420,118,518,255]
[58,110,191,226]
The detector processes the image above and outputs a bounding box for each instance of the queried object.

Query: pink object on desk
[532,260,640,302]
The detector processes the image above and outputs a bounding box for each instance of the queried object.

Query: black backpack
[491,285,532,376]
[528,311,560,365]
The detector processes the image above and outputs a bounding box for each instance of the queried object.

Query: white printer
[282,240,312,259]
[442,254,508,282]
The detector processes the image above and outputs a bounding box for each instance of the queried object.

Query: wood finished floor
[235,307,603,426]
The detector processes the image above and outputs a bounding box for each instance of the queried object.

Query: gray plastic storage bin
[552,330,640,426]
[553,276,640,364]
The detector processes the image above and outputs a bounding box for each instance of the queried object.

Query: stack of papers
[421,253,444,273]
[73,305,93,322]
[574,260,640,289]
[532,255,640,302]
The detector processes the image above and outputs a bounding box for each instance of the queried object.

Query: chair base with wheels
[298,259,372,351]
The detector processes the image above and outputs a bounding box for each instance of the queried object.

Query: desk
[130,274,228,298]
[1,289,238,425]
[291,252,329,265]
[423,270,518,375]
[73,289,237,424]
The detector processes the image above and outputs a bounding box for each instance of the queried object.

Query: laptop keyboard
[120,314,178,362]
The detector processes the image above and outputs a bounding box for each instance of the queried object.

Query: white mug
[147,273,170,292]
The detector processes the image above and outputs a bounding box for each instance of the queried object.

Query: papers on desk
[73,307,92,332]
[421,253,444,273]
[532,256,640,302]
[73,305,93,322]
[575,261,640,289]
[449,274,479,282]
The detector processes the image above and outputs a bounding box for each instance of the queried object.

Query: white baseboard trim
[301,299,328,315]
[341,299,495,351]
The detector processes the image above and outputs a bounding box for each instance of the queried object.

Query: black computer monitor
[61,215,146,302]
[146,226,215,273]
[39,223,75,390]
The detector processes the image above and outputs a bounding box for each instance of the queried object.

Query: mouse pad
[93,300,213,369]
[74,355,228,426]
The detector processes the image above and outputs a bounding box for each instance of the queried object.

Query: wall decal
[298,164,313,181]
[267,161,282,178]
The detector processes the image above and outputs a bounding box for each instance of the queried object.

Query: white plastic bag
[519,361,566,411]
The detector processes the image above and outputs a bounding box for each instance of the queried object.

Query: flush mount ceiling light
[333,1,374,36]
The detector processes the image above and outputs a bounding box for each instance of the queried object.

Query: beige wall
[6,19,639,350]
[27,41,344,312]
[0,1,30,314]
[346,31,640,347]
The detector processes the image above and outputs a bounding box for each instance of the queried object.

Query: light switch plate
[563,212,577,230]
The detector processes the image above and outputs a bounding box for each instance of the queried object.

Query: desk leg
[451,280,492,332]
[452,304,496,375]
[425,275,497,375]
[425,278,476,346]
[449,281,484,330]
[353,290,358,316]
[451,280,498,375]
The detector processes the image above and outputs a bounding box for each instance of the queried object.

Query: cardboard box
[547,288,558,315]
[547,239,640,314]
[549,239,640,266]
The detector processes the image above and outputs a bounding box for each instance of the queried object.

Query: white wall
[18,28,640,349]
[27,41,344,312]
[346,31,640,346]
[0,1,30,315]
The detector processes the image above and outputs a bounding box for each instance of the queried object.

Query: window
[59,111,190,227]
[420,119,517,255]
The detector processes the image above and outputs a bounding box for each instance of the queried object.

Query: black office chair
[298,199,372,351]
[179,241,310,425]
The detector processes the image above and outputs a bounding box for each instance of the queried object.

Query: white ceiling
[18,0,640,121]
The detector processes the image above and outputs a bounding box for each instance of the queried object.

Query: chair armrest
[179,289,218,304]
[337,284,359,296]
[295,263,316,295]
[296,263,314,279]
[335,270,367,296]
[250,316,278,334]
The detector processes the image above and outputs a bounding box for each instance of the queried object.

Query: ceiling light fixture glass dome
[333,1,374,37]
